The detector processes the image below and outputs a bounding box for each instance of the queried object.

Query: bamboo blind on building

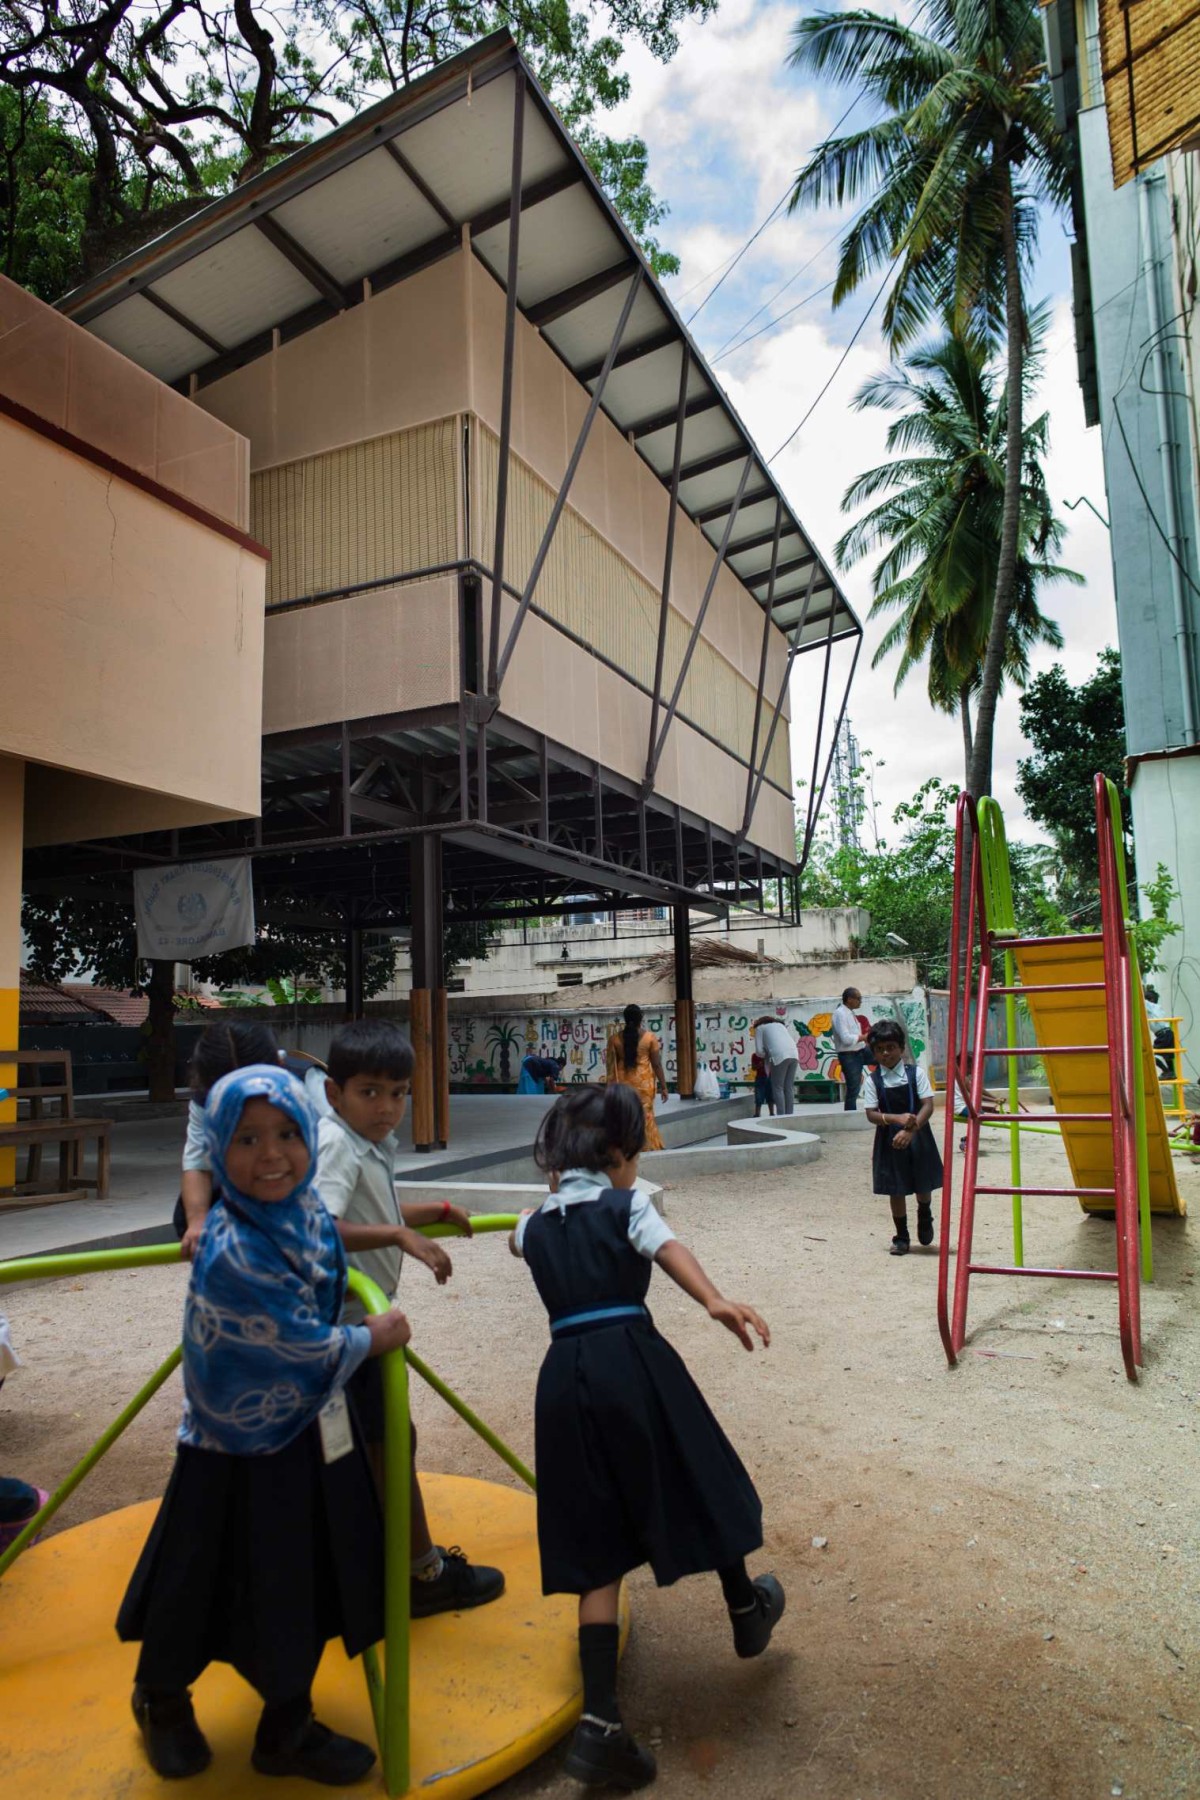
[473,426,790,791]
[1101,0,1200,184]
[251,418,460,607]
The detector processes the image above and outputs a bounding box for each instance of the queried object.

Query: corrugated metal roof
[1101,0,1200,183]
[56,30,856,654]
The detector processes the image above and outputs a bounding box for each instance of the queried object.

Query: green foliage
[786,0,1068,352]
[0,1,710,282]
[1128,863,1180,979]
[1015,648,1130,888]
[837,316,1076,777]
[0,88,91,299]
[797,775,1047,987]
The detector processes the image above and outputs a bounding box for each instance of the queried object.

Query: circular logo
[177,890,208,925]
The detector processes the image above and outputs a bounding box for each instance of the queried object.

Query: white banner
[134,858,256,961]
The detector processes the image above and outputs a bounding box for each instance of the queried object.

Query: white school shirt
[511,1172,675,1261]
[181,1099,210,1172]
[831,1005,865,1054]
[316,1112,406,1322]
[870,1062,934,1103]
[754,1021,799,1066]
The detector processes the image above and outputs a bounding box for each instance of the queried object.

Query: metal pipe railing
[0,1213,528,1796]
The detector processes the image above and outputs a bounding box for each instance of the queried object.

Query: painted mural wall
[448,990,930,1089]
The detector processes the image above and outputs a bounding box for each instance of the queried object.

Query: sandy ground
[3,1128,1200,1800]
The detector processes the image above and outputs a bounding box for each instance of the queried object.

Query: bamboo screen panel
[474,426,790,792]
[251,418,459,607]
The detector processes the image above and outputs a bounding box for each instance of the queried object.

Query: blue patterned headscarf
[179,1064,370,1455]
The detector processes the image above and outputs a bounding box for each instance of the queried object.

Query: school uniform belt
[549,1304,649,1337]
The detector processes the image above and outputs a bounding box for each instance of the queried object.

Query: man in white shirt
[752,1017,800,1115]
[831,987,868,1111]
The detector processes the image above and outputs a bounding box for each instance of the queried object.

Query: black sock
[578,1623,621,1725]
[256,1691,313,1752]
[718,1560,756,1611]
[893,1214,909,1238]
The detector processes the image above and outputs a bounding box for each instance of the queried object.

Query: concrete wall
[2,411,266,842]
[0,274,249,529]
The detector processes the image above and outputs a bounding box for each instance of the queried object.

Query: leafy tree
[0,1,711,289]
[21,889,394,1099]
[786,0,1070,800]
[797,775,1047,986]
[1015,647,1130,891]
[0,87,90,295]
[836,316,1076,783]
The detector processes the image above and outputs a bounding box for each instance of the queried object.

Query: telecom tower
[831,716,862,852]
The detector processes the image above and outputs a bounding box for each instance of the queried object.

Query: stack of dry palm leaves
[637,937,784,987]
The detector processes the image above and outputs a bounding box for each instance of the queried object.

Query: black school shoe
[564,1716,658,1789]
[730,1573,786,1658]
[131,1686,212,1780]
[889,1232,911,1256]
[251,1714,376,1785]
[410,1544,506,1617]
[917,1203,934,1247]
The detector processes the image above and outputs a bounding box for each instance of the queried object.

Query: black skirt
[535,1315,763,1596]
[872,1120,944,1196]
[117,1420,384,1703]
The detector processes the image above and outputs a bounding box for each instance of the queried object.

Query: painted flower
[798,1036,818,1071]
[807,1012,833,1036]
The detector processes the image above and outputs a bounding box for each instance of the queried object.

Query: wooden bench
[0,1049,112,1209]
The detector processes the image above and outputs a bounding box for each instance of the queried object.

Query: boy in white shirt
[317,1018,504,1617]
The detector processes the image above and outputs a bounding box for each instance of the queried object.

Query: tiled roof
[18,969,101,1021]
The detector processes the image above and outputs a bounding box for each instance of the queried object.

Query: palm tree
[835,319,1079,784]
[787,0,1070,798]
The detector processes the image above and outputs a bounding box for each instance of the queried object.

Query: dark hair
[1145,985,1159,1004]
[535,1082,646,1174]
[327,1018,415,1087]
[621,1003,643,1071]
[867,1019,906,1052]
[842,986,861,1004]
[189,1021,280,1102]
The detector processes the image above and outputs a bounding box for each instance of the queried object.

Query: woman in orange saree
[605,1003,668,1151]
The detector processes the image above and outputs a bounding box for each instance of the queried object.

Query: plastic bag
[693,1067,720,1101]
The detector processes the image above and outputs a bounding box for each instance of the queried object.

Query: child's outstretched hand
[366,1309,412,1356]
[400,1227,453,1284]
[444,1204,474,1237]
[707,1297,771,1352]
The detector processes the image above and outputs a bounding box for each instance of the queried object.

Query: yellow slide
[1012,937,1184,1215]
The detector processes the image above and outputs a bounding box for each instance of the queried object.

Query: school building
[12,30,860,1147]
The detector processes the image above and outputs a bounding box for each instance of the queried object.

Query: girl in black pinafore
[864,1018,944,1256]
[511,1084,784,1791]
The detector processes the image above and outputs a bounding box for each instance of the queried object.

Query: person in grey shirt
[752,1017,800,1115]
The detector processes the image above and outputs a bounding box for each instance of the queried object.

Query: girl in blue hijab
[117,1065,411,1787]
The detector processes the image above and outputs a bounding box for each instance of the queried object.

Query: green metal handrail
[976,797,1024,1262]
[0,1213,529,1796]
[1100,777,1153,1279]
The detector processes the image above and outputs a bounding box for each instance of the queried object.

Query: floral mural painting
[445,991,930,1090]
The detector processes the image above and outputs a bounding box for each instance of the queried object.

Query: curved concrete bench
[641,1117,822,1178]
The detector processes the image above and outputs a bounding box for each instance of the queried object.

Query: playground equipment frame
[0,1216,526,1796]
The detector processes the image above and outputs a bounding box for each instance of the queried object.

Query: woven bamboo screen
[1101,0,1200,184]
[474,426,790,793]
[251,417,460,607]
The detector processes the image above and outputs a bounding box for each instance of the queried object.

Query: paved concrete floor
[0,1093,744,1260]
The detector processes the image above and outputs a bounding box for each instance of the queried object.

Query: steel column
[645,347,690,786]
[743,561,819,841]
[344,922,364,1020]
[647,457,755,781]
[673,904,696,1099]
[410,830,443,1152]
[485,69,526,695]
[740,502,784,835]
[801,631,862,867]
[494,269,644,691]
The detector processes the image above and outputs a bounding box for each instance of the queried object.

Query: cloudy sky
[605,0,1117,848]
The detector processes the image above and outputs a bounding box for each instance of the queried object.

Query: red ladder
[935,780,1142,1382]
